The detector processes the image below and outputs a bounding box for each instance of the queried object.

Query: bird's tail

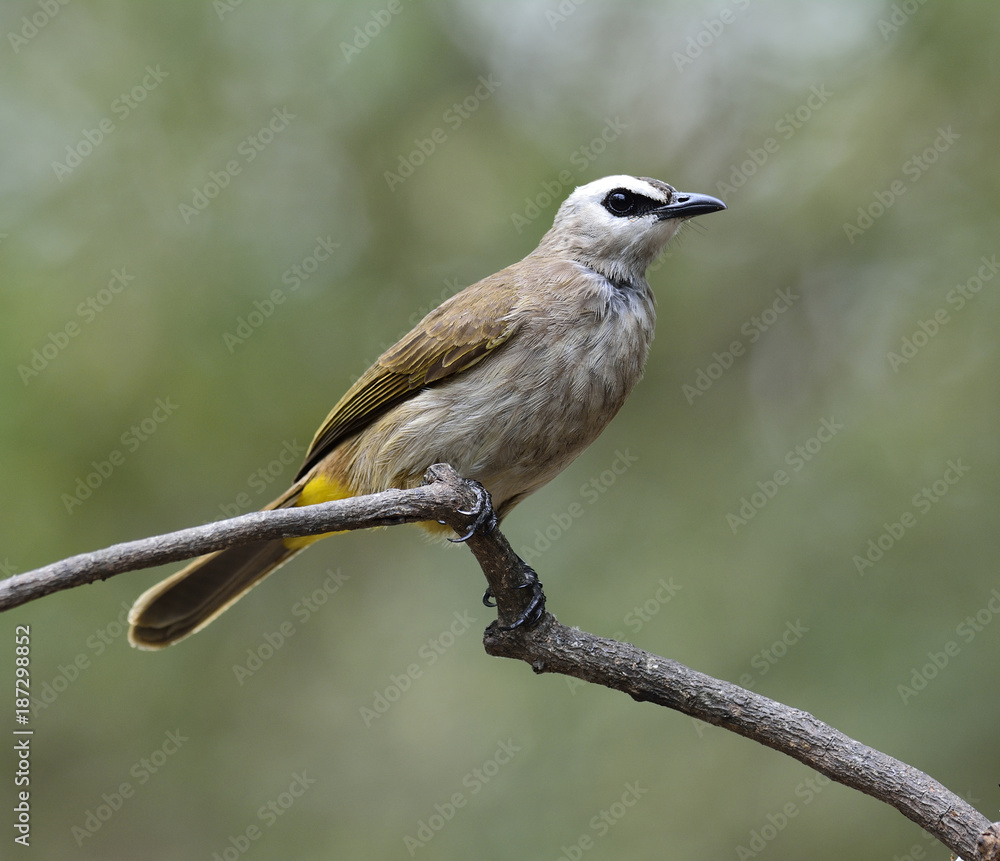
[128,485,308,650]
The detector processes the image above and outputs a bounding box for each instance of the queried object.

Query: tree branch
[2,464,996,859]
[485,618,998,859]
[0,466,480,612]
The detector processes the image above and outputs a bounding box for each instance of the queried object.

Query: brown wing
[295,276,522,479]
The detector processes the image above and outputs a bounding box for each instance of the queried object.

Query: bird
[128,175,725,649]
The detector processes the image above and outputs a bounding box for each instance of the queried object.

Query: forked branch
[1,464,996,859]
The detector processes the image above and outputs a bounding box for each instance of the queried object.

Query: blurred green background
[2,1,999,858]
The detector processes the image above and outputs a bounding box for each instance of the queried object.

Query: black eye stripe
[601,188,666,217]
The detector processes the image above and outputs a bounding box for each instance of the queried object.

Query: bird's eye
[604,190,637,216]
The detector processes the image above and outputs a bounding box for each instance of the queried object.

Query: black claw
[482,587,497,608]
[449,481,498,543]
[496,567,546,631]
[450,524,476,543]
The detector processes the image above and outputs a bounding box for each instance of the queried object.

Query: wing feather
[295,277,521,479]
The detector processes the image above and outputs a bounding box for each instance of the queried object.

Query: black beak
[655,191,726,221]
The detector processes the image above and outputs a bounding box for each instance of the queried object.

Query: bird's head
[538,175,725,288]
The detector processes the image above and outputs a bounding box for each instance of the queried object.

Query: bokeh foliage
[1,2,998,858]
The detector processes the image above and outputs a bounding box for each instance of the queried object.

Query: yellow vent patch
[284,475,354,549]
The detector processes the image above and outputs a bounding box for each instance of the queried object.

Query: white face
[548,175,724,284]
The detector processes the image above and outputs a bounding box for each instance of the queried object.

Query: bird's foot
[448,480,498,543]
[491,567,546,631]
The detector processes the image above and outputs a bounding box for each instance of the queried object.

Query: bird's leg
[441,476,544,628]
[448,479,498,543]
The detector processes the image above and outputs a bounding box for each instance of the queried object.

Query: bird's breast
[343,279,656,513]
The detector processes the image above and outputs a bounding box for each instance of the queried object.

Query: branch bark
[2,464,996,859]
[0,468,479,612]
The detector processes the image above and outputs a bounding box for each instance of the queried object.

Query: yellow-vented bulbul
[129,175,725,648]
